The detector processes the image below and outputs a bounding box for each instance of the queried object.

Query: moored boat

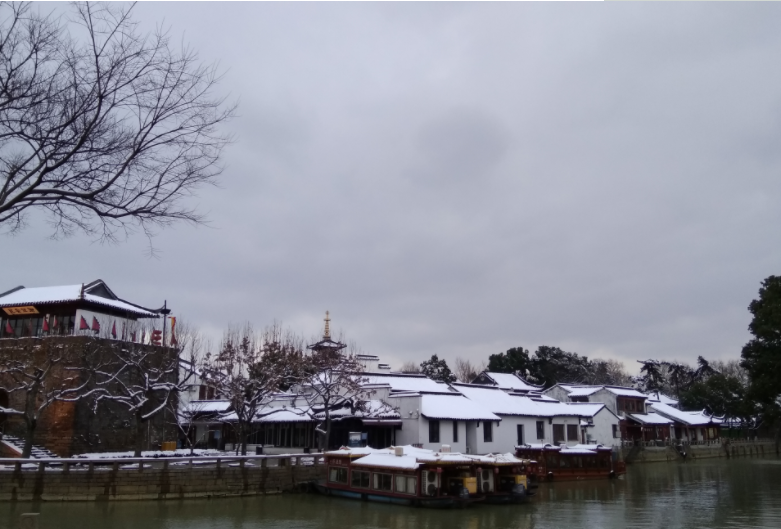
[515,443,626,482]
[315,445,533,508]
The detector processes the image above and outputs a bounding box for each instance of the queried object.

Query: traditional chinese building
[0,280,177,457]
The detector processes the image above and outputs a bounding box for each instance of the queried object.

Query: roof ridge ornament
[324,310,331,339]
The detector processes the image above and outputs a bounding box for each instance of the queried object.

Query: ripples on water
[3,457,780,529]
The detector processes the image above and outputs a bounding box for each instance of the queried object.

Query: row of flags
[4,315,177,346]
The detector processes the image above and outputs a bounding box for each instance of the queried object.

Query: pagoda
[307,311,346,355]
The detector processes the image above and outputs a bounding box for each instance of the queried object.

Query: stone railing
[0,452,325,473]
[0,453,327,502]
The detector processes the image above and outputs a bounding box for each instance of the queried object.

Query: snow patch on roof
[362,374,452,394]
[0,284,158,317]
[480,372,541,391]
[629,412,673,425]
[649,402,721,426]
[420,394,499,421]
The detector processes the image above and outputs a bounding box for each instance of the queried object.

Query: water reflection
[2,457,781,529]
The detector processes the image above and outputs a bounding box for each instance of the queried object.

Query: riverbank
[622,440,778,464]
[0,454,325,502]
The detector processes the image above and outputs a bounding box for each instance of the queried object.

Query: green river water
[2,457,780,529]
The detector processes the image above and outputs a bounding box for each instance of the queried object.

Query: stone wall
[0,460,325,502]
[1,336,177,456]
[622,440,778,464]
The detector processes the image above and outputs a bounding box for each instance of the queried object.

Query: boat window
[429,420,440,443]
[329,467,348,484]
[351,470,370,488]
[395,475,417,495]
[567,424,578,441]
[373,473,392,491]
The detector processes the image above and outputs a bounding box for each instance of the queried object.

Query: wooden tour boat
[515,443,626,482]
[313,445,534,508]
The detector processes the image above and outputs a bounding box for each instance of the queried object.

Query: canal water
[2,456,781,529]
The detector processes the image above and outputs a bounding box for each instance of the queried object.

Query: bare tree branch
[0,2,235,242]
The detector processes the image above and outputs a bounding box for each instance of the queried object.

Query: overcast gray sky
[4,3,781,373]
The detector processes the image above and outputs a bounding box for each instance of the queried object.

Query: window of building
[351,470,370,488]
[517,424,524,445]
[373,473,393,491]
[553,424,565,444]
[429,420,440,443]
[567,424,578,441]
[395,475,417,495]
[612,424,619,438]
[483,421,493,443]
[452,421,458,443]
[536,421,545,440]
[329,467,348,483]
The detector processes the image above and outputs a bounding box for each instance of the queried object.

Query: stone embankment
[621,439,778,464]
[0,454,326,502]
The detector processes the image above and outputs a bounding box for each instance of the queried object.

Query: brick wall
[0,461,326,501]
[1,337,177,456]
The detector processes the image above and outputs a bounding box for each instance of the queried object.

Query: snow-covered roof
[350,452,420,470]
[564,402,612,418]
[603,387,647,398]
[517,443,610,453]
[362,374,452,394]
[0,282,158,317]
[452,383,532,416]
[629,412,673,426]
[313,400,400,421]
[419,394,499,421]
[476,372,542,391]
[563,386,602,397]
[255,408,314,423]
[186,400,231,413]
[504,395,586,418]
[649,402,721,426]
[325,446,380,457]
[646,391,679,407]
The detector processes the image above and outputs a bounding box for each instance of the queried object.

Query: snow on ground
[73,448,223,459]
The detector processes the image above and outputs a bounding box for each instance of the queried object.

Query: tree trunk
[324,408,331,451]
[240,420,248,456]
[21,415,37,458]
[134,413,145,457]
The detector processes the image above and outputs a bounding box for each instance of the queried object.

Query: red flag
[79,316,89,330]
[170,317,177,346]
[4,321,12,335]
[131,331,137,342]
[91,317,100,333]
[42,315,50,332]
[52,316,58,330]
[111,321,117,339]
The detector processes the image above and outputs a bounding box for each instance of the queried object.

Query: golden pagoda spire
[323,310,331,339]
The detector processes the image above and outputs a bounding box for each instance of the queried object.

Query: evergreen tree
[487,347,531,375]
[420,355,457,384]
[636,359,665,393]
[529,346,590,388]
[741,276,781,448]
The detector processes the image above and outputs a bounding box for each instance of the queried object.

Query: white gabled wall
[584,407,621,446]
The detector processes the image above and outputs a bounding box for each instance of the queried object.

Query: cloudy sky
[4,3,781,372]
